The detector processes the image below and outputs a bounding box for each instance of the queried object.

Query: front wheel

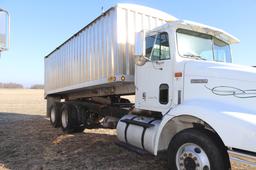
[167,129,229,170]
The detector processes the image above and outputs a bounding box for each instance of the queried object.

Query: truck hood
[184,60,256,83]
[184,60,256,114]
[182,61,256,152]
[169,100,256,153]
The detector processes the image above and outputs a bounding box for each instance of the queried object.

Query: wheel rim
[50,108,56,123]
[176,143,210,170]
[61,110,68,128]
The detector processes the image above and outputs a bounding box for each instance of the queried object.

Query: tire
[60,103,85,133]
[167,128,228,170]
[47,96,61,117]
[49,102,61,128]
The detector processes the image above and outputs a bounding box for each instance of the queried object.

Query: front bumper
[228,150,256,170]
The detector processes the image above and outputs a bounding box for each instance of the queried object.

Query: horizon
[0,0,256,86]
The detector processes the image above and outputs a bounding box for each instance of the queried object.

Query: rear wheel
[50,103,61,128]
[47,96,61,117]
[167,129,228,170]
[61,107,69,130]
[60,103,85,133]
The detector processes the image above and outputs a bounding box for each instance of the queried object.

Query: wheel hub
[184,157,196,170]
[50,108,56,123]
[61,110,68,128]
[176,143,210,170]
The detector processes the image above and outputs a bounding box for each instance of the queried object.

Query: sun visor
[178,20,240,44]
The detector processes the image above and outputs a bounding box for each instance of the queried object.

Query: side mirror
[135,31,147,66]
[0,9,10,52]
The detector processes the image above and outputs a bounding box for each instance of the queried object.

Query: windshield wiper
[183,54,206,60]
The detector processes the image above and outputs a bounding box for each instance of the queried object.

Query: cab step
[116,141,150,155]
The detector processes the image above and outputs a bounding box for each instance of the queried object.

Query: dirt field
[0,89,166,170]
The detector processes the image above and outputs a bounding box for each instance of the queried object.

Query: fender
[153,99,256,155]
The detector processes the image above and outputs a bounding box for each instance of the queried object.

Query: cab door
[135,32,173,112]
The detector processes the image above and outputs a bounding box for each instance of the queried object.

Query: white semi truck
[45,4,256,170]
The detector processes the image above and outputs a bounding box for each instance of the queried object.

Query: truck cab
[117,20,256,169]
[135,20,239,113]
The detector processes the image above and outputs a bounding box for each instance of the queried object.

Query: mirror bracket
[135,30,145,57]
[0,8,10,52]
[135,30,146,66]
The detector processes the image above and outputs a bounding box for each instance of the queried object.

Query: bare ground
[0,89,167,170]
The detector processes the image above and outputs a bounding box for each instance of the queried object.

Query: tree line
[0,83,44,89]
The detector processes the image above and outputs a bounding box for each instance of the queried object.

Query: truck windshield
[177,29,232,63]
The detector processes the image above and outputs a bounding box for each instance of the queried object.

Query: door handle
[155,61,164,65]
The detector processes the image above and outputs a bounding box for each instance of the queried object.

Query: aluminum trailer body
[44,4,177,98]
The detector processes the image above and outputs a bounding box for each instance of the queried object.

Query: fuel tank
[116,114,161,154]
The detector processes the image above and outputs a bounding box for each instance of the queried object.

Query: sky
[0,0,255,87]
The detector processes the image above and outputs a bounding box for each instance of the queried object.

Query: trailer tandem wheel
[49,102,62,128]
[60,103,85,133]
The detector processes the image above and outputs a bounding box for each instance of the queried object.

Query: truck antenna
[101,0,105,13]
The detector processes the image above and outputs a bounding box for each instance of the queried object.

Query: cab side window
[152,32,170,60]
[145,35,156,59]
